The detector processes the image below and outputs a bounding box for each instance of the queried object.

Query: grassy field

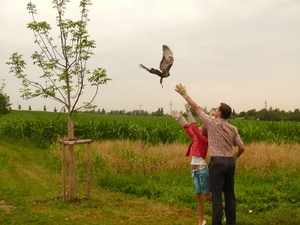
[1,139,300,224]
[0,140,197,225]
[1,111,300,224]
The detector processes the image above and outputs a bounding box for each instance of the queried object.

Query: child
[172,104,212,225]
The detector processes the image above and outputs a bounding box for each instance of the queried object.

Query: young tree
[6,0,111,200]
[6,0,111,141]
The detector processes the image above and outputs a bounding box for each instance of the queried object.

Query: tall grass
[230,120,300,144]
[1,111,300,148]
[48,140,300,224]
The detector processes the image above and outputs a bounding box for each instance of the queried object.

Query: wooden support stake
[62,143,66,202]
[69,145,76,200]
[60,139,92,201]
[87,142,91,199]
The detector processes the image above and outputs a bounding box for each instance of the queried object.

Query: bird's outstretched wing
[159,45,174,77]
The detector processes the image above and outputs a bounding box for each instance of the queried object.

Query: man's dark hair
[219,103,232,119]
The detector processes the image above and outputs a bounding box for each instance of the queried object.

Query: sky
[1,0,299,114]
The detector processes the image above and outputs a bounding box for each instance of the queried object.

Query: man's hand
[175,83,188,98]
[234,153,238,163]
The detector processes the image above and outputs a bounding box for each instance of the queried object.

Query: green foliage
[0,92,11,115]
[0,111,66,148]
[6,0,111,115]
[0,111,300,148]
[230,120,300,144]
[234,107,300,121]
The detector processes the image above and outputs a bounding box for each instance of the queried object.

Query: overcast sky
[1,0,299,113]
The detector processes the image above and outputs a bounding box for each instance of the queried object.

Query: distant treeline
[82,107,300,121]
[12,105,300,121]
[232,107,300,121]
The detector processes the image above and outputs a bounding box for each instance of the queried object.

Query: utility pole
[139,105,142,115]
[170,100,173,115]
[265,99,267,109]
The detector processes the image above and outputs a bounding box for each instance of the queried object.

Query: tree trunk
[67,116,76,200]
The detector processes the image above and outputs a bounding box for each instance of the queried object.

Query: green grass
[1,140,300,224]
[1,111,300,224]
[91,141,300,224]
[0,140,199,225]
[235,171,300,224]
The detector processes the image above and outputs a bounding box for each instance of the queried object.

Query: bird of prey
[139,45,174,88]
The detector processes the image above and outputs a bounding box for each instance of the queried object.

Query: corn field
[0,111,300,148]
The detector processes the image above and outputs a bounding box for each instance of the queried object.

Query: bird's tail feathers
[139,64,149,70]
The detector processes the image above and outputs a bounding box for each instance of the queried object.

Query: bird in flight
[139,45,174,88]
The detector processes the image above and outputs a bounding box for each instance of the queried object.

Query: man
[175,83,245,225]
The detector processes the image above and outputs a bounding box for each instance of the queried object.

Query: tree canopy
[6,0,111,116]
